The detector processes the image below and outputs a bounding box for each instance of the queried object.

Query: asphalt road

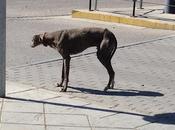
[7,0,165,17]
[6,0,174,67]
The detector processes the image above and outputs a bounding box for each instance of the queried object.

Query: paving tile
[1,112,44,125]
[45,113,89,127]
[93,127,134,130]
[45,99,118,119]
[44,97,90,114]
[0,123,45,130]
[91,113,149,129]
[3,101,43,113]
[0,100,2,109]
[47,126,91,130]
[6,82,35,94]
[7,88,58,101]
[44,103,70,114]
[136,123,175,130]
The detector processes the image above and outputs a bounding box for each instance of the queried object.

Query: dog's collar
[42,32,48,47]
[42,32,57,48]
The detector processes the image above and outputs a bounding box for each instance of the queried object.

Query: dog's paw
[56,83,62,87]
[60,88,67,92]
[104,87,109,92]
[110,81,115,89]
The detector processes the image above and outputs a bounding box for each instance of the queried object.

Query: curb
[72,9,175,30]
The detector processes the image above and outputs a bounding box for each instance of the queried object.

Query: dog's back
[58,27,116,55]
[65,27,105,44]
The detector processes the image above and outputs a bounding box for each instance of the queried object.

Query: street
[7,0,165,18]
[5,0,175,130]
[6,0,174,67]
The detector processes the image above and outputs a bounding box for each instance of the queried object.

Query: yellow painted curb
[72,10,175,31]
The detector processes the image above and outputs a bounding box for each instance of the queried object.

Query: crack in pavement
[7,14,71,20]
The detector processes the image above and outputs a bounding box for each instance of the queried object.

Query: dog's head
[31,32,54,48]
[31,34,44,48]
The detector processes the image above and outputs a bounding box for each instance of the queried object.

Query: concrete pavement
[5,35,175,129]
[2,80,175,130]
[4,2,175,129]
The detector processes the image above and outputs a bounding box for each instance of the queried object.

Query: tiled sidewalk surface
[5,35,175,129]
[1,81,175,130]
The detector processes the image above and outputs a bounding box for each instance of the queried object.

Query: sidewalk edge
[72,10,175,30]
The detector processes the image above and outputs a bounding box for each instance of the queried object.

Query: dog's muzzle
[31,44,35,48]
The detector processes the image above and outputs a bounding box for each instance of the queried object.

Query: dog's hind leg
[97,50,115,91]
[97,29,117,91]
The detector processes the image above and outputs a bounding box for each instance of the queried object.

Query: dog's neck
[42,32,57,48]
[42,31,64,49]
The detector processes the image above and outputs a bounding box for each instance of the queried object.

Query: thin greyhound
[31,27,117,92]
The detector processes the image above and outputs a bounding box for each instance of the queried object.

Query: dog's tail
[100,28,117,60]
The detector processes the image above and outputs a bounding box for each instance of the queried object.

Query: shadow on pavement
[5,96,175,125]
[68,86,164,97]
[144,113,175,125]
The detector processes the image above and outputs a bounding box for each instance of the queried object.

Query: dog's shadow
[68,86,164,97]
[144,112,175,125]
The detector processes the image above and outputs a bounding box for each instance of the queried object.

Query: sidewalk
[1,81,174,130]
[72,6,175,30]
[4,35,175,130]
[4,4,175,129]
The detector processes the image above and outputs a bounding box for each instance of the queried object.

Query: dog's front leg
[60,56,71,92]
[57,59,64,87]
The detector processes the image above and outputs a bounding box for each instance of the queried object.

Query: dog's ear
[43,32,48,38]
[43,32,53,40]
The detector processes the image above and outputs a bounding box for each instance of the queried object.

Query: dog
[31,27,117,92]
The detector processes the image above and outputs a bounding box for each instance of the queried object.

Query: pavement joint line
[0,98,4,123]
[91,126,134,130]
[7,34,175,69]
[7,14,71,20]
[0,122,95,129]
[1,111,43,114]
[43,103,47,130]
[45,124,92,128]
[0,122,44,126]
[45,113,87,116]
[85,114,93,130]
[99,113,117,119]
[7,88,38,95]
[134,122,156,129]
[0,110,91,115]
[42,95,62,101]
[39,87,68,97]
[6,85,49,95]
[7,52,96,69]
[4,96,63,106]
[118,34,175,49]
